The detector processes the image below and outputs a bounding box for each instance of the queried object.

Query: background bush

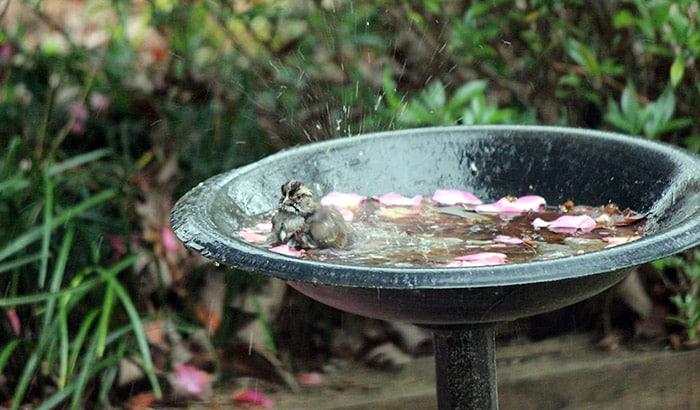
[2,0,700,407]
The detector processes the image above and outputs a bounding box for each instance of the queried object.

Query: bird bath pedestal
[171,126,700,409]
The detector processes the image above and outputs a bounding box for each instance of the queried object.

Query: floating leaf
[232,389,274,408]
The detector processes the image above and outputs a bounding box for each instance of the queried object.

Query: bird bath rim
[170,125,700,290]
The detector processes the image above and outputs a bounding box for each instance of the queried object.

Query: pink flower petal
[320,192,367,208]
[269,245,305,257]
[372,192,423,206]
[603,235,641,247]
[161,226,181,254]
[532,215,597,233]
[6,309,20,336]
[173,364,211,398]
[337,207,355,221]
[233,389,274,408]
[446,252,507,267]
[255,223,273,232]
[493,235,523,245]
[432,189,482,206]
[475,195,546,215]
[239,229,269,244]
[298,372,325,386]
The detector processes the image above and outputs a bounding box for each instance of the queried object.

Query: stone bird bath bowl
[171,126,700,409]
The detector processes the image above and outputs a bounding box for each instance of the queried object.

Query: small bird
[270,180,352,249]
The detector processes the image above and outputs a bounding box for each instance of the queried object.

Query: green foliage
[4,0,700,402]
[653,250,700,340]
[605,84,693,139]
[0,138,160,408]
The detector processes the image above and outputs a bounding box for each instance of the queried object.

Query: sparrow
[270,180,352,249]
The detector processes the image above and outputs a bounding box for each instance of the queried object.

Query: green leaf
[613,10,636,28]
[670,55,685,88]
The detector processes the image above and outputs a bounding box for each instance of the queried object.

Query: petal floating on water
[476,195,546,215]
[493,235,524,245]
[446,252,507,267]
[239,229,269,244]
[321,191,367,208]
[533,215,597,233]
[372,192,423,206]
[603,235,641,247]
[269,244,305,257]
[432,189,482,206]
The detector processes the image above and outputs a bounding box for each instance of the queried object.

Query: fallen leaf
[232,389,274,408]
[172,364,212,399]
[298,372,325,386]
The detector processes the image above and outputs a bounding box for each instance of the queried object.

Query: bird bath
[171,126,700,409]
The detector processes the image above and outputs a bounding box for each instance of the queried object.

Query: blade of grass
[0,339,20,375]
[42,225,74,331]
[96,282,116,358]
[11,318,61,410]
[0,255,136,307]
[48,148,111,177]
[38,164,54,288]
[95,265,162,398]
[67,309,100,377]
[0,253,42,274]
[0,189,116,263]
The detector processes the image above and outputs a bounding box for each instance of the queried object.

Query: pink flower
[160,226,180,254]
[6,309,20,336]
[445,252,507,267]
[232,389,274,408]
[372,192,423,206]
[476,195,546,215]
[173,364,211,398]
[269,245,305,257]
[89,92,110,114]
[69,102,88,135]
[532,215,597,233]
[432,189,482,206]
[493,235,523,245]
[320,192,367,208]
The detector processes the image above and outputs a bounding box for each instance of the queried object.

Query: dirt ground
[185,332,700,410]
